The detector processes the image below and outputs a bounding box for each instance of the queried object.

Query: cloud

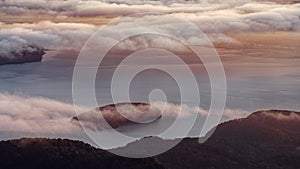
[176,3,300,32]
[71,103,163,131]
[0,0,298,19]
[0,21,98,62]
[260,111,300,120]
[0,1,300,56]
[72,101,250,132]
[0,36,42,59]
[0,19,226,56]
[0,92,88,135]
[0,0,252,16]
[0,21,97,51]
[0,0,78,15]
[0,92,249,138]
[0,1,299,57]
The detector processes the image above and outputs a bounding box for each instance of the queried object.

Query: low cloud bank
[0,21,97,51]
[0,21,97,63]
[0,92,250,138]
[0,1,300,56]
[0,0,294,17]
[0,92,87,135]
[73,101,250,132]
[0,36,44,64]
[71,103,162,131]
[260,111,300,120]
[0,0,253,16]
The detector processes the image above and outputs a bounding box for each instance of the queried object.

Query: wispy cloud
[0,92,250,138]
[0,92,87,134]
[260,111,300,120]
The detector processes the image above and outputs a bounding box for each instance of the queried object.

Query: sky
[0,0,300,148]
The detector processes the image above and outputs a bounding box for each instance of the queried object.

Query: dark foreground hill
[0,110,299,169]
[155,110,300,169]
[0,138,166,169]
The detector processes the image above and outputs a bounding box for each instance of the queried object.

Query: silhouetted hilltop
[0,138,166,169]
[112,110,300,168]
[0,110,299,169]
[155,110,300,169]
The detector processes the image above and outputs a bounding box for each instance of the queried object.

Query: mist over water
[1,32,300,111]
[1,31,300,147]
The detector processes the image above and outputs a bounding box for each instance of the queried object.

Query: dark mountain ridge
[0,110,299,169]
[156,110,300,169]
[0,138,166,169]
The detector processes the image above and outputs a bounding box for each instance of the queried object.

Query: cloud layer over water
[0,0,299,58]
[0,92,250,140]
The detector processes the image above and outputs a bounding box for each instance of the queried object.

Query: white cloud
[1,2,299,46]
[0,92,88,134]
[1,1,300,61]
[0,0,298,18]
[0,21,97,50]
[0,0,251,16]
[0,36,38,59]
[0,92,250,138]
[260,111,300,120]
[72,101,250,132]
[0,18,225,56]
